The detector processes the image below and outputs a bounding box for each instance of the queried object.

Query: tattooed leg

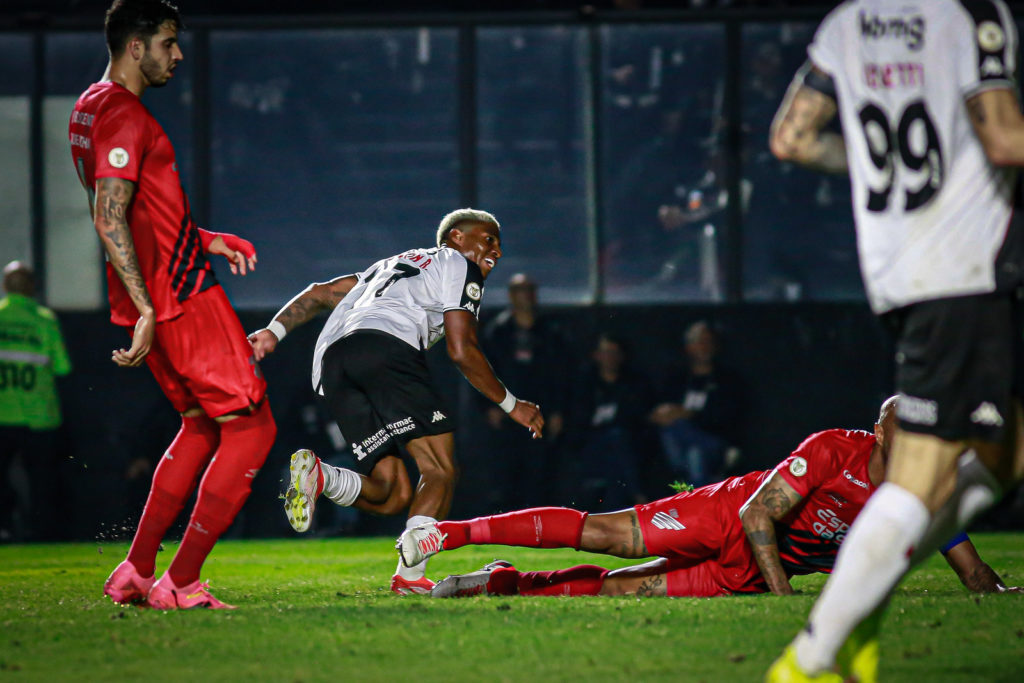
[601,558,670,596]
[580,509,649,559]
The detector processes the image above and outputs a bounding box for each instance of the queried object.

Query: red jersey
[69,81,216,326]
[771,428,877,576]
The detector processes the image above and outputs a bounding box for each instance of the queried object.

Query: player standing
[70,0,277,609]
[767,1,1024,680]
[249,209,544,594]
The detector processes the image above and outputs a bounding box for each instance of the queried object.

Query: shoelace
[417,529,448,555]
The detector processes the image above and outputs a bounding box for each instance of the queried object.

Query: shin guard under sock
[168,403,275,586]
[488,565,609,596]
[126,414,219,577]
[438,507,587,551]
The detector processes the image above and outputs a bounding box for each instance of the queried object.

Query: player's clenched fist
[248,328,279,361]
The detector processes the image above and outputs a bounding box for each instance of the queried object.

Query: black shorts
[882,291,1024,442]
[319,331,456,475]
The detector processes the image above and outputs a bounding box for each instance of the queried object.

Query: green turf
[1,534,1022,682]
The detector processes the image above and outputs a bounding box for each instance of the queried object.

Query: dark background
[5,0,1024,542]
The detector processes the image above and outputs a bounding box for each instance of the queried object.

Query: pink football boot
[103,560,155,605]
[146,574,235,610]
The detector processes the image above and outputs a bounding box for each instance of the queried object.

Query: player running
[73,0,276,609]
[249,209,544,595]
[767,2,1024,680]
[398,397,1017,598]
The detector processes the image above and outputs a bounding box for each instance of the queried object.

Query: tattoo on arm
[273,277,354,332]
[276,294,324,329]
[95,178,152,312]
[760,482,802,520]
[740,476,802,594]
[772,84,845,173]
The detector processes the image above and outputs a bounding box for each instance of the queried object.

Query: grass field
[1,534,1022,682]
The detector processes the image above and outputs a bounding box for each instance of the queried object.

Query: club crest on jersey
[108,147,129,168]
[977,21,1006,53]
[465,282,482,301]
[789,457,808,477]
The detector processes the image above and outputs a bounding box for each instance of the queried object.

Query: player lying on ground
[249,209,543,594]
[398,397,1019,598]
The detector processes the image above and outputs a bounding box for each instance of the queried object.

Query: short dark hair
[105,0,182,57]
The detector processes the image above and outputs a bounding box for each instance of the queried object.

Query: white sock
[320,462,362,507]
[794,483,929,674]
[910,451,1002,566]
[395,515,436,580]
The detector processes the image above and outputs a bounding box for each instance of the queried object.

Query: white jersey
[311,246,485,392]
[809,0,1020,313]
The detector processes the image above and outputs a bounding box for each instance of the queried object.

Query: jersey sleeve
[956,0,1018,97]
[773,431,843,499]
[438,250,485,319]
[806,5,844,76]
[91,96,150,183]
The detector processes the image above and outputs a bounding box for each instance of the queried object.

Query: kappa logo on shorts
[651,511,686,531]
[970,402,1004,427]
[431,411,446,423]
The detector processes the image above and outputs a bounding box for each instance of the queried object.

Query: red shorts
[635,485,766,597]
[132,285,266,417]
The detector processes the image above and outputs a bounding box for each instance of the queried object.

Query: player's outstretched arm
[94,177,155,368]
[248,275,357,361]
[942,538,1023,594]
[198,229,257,276]
[739,472,803,595]
[769,62,846,174]
[443,308,544,439]
[966,88,1024,167]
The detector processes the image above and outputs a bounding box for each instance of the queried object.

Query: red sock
[168,402,275,586]
[438,507,587,551]
[487,565,608,596]
[126,414,219,577]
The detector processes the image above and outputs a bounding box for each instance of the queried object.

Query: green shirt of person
[0,262,71,430]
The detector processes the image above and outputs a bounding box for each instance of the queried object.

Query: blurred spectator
[649,320,742,487]
[481,273,570,509]
[564,332,653,510]
[652,146,751,299]
[0,261,71,541]
[600,24,726,298]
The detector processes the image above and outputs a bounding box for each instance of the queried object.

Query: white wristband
[267,320,287,342]
[498,388,517,414]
